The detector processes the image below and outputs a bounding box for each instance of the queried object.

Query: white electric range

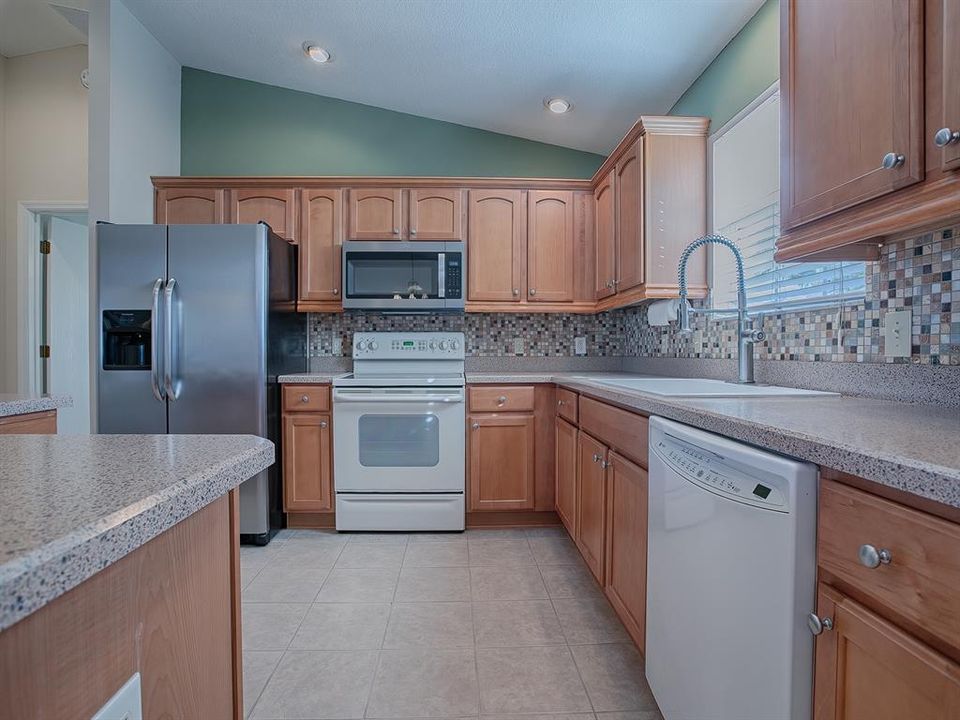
[332,332,466,531]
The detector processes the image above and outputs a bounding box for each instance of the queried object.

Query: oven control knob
[369,341,378,351]
[439,340,449,351]
[451,340,460,351]
[357,340,367,352]
[429,340,437,350]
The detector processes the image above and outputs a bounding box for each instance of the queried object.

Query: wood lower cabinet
[576,431,607,582]
[614,140,644,294]
[228,188,297,242]
[468,413,536,511]
[813,584,960,720]
[156,187,224,224]
[408,188,465,240]
[527,190,575,302]
[940,0,960,172]
[299,188,342,309]
[594,171,616,299]
[0,410,57,434]
[282,413,333,512]
[555,417,578,535]
[604,451,648,651]
[348,188,404,240]
[468,189,526,303]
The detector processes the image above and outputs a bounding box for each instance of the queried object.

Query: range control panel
[353,332,465,359]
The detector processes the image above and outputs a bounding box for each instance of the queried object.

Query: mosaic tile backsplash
[308,226,958,366]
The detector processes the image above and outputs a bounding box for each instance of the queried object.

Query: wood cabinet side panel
[0,410,57,434]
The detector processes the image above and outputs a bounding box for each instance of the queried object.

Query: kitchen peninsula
[0,433,274,720]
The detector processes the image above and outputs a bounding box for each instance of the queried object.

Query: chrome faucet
[677,234,765,384]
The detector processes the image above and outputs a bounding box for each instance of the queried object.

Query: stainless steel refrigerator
[97,223,307,543]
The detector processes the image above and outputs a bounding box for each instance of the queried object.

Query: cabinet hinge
[39,345,51,359]
[39,240,51,255]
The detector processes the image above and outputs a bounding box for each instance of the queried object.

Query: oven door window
[345,252,440,299]
[358,414,440,467]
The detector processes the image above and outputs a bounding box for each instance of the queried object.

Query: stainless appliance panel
[97,224,168,434]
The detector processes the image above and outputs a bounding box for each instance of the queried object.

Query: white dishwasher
[646,416,817,720]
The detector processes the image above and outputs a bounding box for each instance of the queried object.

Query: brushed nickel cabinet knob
[513,288,520,296]
[471,422,480,430]
[300,395,310,403]
[319,420,328,429]
[807,612,834,635]
[858,544,892,569]
[881,152,905,169]
[934,127,960,147]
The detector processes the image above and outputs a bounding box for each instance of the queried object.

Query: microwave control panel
[444,254,462,299]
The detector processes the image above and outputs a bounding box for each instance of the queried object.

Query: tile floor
[240,527,662,720]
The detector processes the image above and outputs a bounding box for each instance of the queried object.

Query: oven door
[342,241,463,311]
[333,386,465,492]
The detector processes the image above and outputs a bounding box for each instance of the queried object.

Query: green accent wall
[669,0,779,131]
[180,68,604,178]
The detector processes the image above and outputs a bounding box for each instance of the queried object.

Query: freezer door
[97,224,168,434]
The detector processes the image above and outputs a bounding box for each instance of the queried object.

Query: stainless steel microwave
[342,241,465,312]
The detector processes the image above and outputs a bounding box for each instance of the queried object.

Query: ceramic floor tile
[596,711,663,720]
[408,532,468,544]
[242,603,309,651]
[467,528,529,541]
[288,602,391,650]
[467,539,537,567]
[242,565,329,603]
[383,602,474,648]
[315,568,399,603]
[571,644,656,712]
[395,566,471,602]
[539,564,605,600]
[366,648,479,718]
[473,600,564,647]
[476,645,592,714]
[270,540,343,569]
[250,650,378,719]
[482,715,595,720]
[469,566,549,601]
[528,536,584,565]
[553,596,630,644]
[345,532,411,545]
[335,543,406,570]
[242,651,282,719]
[240,555,269,589]
[403,542,469,567]
[523,526,572,538]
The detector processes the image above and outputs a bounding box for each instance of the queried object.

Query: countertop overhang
[0,393,73,418]
[0,434,274,632]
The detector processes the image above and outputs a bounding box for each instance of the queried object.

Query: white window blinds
[710,89,865,311]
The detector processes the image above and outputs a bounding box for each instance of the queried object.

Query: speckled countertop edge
[0,394,73,418]
[467,372,960,510]
[0,436,274,632]
[278,373,345,384]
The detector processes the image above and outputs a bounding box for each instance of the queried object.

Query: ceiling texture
[0,0,88,58]
[128,0,761,154]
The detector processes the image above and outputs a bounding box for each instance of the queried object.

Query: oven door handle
[333,389,464,403]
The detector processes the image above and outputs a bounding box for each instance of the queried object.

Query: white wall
[0,45,89,392]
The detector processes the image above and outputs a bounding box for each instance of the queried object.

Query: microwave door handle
[150,278,165,401]
[437,252,445,298]
[163,278,180,401]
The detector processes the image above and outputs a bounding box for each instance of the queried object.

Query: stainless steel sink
[582,377,838,398]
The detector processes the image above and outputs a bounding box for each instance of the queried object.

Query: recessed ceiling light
[303,42,331,64]
[545,97,572,114]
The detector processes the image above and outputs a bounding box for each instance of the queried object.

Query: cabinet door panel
[941,0,960,171]
[156,188,224,224]
[229,188,297,241]
[282,413,333,512]
[782,0,924,228]
[615,140,644,293]
[299,189,342,303]
[409,188,465,241]
[576,432,607,582]
[555,417,578,536]
[469,414,535,511]
[813,585,960,720]
[468,189,525,302]
[527,190,574,302]
[594,171,616,299]
[604,451,647,651]
[348,189,403,240]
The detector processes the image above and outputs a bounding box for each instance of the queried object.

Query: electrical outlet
[513,338,525,355]
[574,336,587,356]
[92,673,142,720]
[883,309,912,357]
[332,336,343,356]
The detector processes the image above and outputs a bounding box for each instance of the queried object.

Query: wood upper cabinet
[468,412,535,511]
[348,188,404,240]
[555,417,578,536]
[527,190,575,303]
[780,0,925,231]
[939,0,960,172]
[604,451,648,651]
[813,584,960,720]
[282,412,333,512]
[614,139,644,293]
[594,171,616,299]
[228,188,297,242]
[156,187,224,224]
[299,188,342,305]
[576,432,607,582]
[408,188,465,241]
[468,189,526,303]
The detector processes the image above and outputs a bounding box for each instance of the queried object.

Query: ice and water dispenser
[101,310,151,370]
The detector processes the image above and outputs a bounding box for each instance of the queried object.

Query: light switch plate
[574,336,587,355]
[513,338,525,355]
[883,309,912,357]
[92,673,142,720]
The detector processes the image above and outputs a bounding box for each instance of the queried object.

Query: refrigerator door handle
[150,278,166,401]
[163,277,180,401]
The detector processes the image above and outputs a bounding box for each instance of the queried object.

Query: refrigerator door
[97,224,168,433]
[167,224,271,535]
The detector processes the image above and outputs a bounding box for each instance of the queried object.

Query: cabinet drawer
[578,396,648,468]
[556,388,578,423]
[282,385,331,412]
[819,480,960,651]
[468,385,535,413]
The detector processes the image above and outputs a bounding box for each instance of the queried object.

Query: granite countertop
[278,373,347,384]
[0,393,73,418]
[0,434,274,632]
[467,372,960,511]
